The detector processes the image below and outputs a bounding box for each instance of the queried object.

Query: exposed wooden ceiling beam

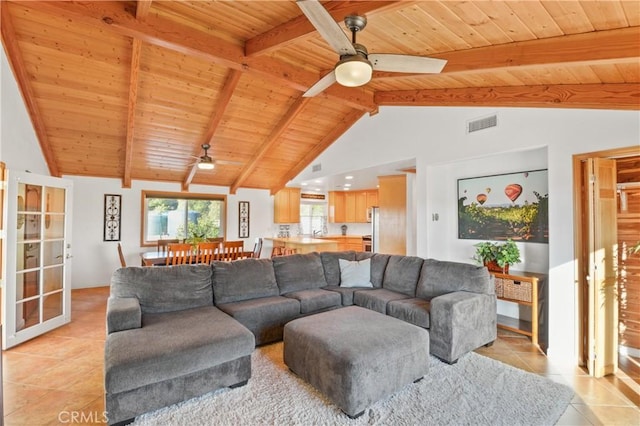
[122,38,142,189]
[270,108,366,195]
[122,1,152,188]
[230,97,312,194]
[1,2,60,176]
[245,1,402,57]
[373,26,640,81]
[375,83,640,110]
[182,69,243,191]
[25,1,377,112]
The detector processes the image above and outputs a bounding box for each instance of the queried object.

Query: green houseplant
[473,239,521,273]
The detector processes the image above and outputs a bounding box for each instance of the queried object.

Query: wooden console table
[493,270,548,354]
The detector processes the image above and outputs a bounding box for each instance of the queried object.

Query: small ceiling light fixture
[197,157,215,170]
[345,175,354,180]
[335,52,372,87]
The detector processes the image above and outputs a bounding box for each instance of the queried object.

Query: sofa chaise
[105,251,496,424]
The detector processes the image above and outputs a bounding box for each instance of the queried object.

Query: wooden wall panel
[617,155,640,351]
[378,175,407,255]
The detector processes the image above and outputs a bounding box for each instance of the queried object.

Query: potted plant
[474,239,521,273]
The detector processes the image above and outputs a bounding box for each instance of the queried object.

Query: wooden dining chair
[216,240,244,261]
[196,242,221,264]
[250,238,263,258]
[117,243,127,267]
[157,238,180,255]
[271,246,296,257]
[165,243,193,265]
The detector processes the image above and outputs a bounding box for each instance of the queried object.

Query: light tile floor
[2,287,639,425]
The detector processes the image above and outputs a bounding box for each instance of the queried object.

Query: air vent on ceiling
[312,163,322,172]
[467,114,498,133]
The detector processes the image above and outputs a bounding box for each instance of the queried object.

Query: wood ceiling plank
[24,1,377,112]
[230,97,312,194]
[245,1,402,57]
[270,108,366,194]
[1,2,60,176]
[123,38,142,188]
[375,83,640,110]
[183,69,243,191]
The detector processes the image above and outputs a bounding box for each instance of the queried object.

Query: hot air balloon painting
[457,169,548,243]
[504,184,522,203]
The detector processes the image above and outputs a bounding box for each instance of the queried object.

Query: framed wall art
[103,194,122,241]
[457,169,548,243]
[238,201,250,238]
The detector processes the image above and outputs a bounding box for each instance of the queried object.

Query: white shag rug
[132,343,573,426]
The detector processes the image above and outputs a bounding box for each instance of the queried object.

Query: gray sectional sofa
[105,251,496,424]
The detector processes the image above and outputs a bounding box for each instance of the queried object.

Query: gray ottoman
[283,306,430,418]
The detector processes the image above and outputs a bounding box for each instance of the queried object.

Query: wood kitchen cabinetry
[329,189,378,223]
[274,187,301,223]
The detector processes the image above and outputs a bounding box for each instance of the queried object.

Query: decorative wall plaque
[238,201,250,238]
[103,194,122,241]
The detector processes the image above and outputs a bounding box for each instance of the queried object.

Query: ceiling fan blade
[369,54,447,74]
[216,159,243,166]
[297,0,356,56]
[303,70,337,97]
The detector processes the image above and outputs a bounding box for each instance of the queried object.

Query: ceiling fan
[297,0,447,97]
[191,144,242,170]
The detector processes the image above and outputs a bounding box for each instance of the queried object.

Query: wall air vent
[312,163,322,172]
[467,114,498,133]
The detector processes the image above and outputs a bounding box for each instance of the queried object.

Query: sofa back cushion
[320,251,356,286]
[355,252,390,288]
[110,265,213,314]
[212,258,279,304]
[382,255,424,296]
[416,258,494,299]
[272,252,327,294]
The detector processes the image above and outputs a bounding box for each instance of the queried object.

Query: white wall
[297,105,640,363]
[1,51,48,174]
[70,176,272,288]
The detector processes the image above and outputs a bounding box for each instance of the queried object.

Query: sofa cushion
[272,252,327,294]
[320,251,356,286]
[323,286,375,306]
[382,255,424,297]
[387,298,431,328]
[283,289,342,314]
[104,305,254,394]
[356,252,390,288]
[416,258,494,299]
[217,296,301,345]
[212,258,279,304]
[339,258,373,288]
[353,288,411,314]
[110,265,213,314]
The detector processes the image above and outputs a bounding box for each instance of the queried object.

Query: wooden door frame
[573,146,639,368]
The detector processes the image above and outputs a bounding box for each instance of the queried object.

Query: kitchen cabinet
[328,189,378,223]
[274,187,300,223]
[319,235,364,251]
[329,191,346,223]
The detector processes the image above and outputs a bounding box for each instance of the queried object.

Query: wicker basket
[502,279,532,302]
[493,277,504,298]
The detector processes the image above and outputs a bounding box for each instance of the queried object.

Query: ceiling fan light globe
[197,159,215,170]
[335,56,372,87]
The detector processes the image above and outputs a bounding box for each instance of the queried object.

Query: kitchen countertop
[264,236,339,244]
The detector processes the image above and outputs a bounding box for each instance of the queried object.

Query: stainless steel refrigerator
[370,206,380,253]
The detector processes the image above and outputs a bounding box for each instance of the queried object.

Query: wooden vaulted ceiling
[2,1,639,194]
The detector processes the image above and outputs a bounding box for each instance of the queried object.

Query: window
[141,191,226,246]
[299,202,327,236]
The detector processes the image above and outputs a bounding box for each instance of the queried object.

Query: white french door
[2,171,73,349]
